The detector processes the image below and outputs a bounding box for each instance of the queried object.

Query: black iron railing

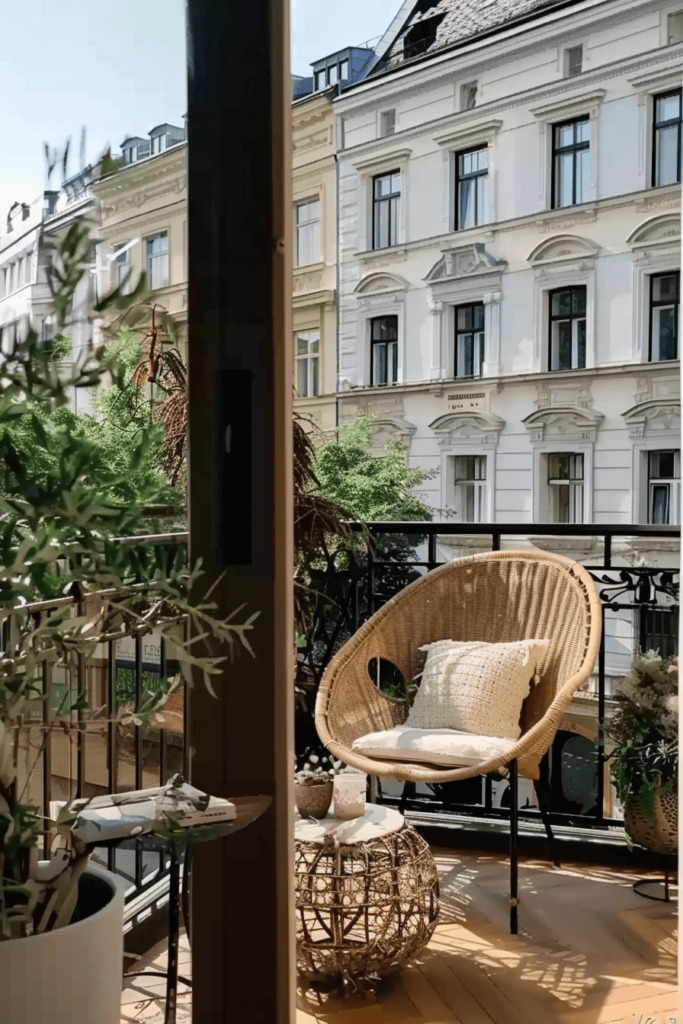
[12,523,679,906]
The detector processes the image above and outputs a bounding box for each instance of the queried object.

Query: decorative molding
[626,213,681,249]
[522,405,603,444]
[433,118,502,150]
[429,409,504,449]
[634,192,682,214]
[627,63,683,92]
[351,147,412,172]
[100,175,186,217]
[535,378,594,412]
[535,208,597,234]
[528,89,606,122]
[293,129,331,153]
[425,243,506,282]
[622,398,681,440]
[354,271,409,296]
[527,233,599,267]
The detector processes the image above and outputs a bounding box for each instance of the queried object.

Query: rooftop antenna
[61,136,71,183]
[43,142,59,190]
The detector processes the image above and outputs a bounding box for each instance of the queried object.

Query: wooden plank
[415,955,496,1024]
[402,963,464,1023]
[555,989,679,1024]
[442,953,533,1024]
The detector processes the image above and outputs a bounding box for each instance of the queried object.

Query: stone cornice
[93,146,187,200]
[351,184,681,265]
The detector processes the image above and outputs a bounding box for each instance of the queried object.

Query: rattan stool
[295,805,439,992]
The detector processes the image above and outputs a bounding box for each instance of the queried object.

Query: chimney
[44,191,59,216]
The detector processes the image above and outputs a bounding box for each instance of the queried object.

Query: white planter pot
[0,864,125,1024]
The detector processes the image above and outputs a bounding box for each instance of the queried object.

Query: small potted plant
[605,650,678,854]
[294,754,342,819]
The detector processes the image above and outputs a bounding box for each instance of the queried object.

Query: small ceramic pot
[295,779,333,819]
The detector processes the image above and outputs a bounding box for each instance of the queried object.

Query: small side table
[104,794,271,1024]
[294,804,440,992]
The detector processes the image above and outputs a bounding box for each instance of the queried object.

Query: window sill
[294,261,325,273]
[357,244,409,263]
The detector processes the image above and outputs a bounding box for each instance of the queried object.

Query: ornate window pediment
[622,399,681,440]
[354,272,408,297]
[425,243,506,283]
[527,234,599,268]
[626,213,681,249]
[429,410,504,448]
[368,416,416,454]
[523,406,603,444]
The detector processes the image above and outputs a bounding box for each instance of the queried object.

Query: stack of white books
[65,778,236,846]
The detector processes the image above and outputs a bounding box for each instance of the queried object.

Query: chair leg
[398,782,414,816]
[533,777,561,868]
[509,759,519,935]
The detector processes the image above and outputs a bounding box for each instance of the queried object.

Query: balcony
[11,525,677,1022]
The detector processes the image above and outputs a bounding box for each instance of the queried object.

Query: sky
[0,0,402,223]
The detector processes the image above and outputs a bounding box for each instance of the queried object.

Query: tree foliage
[312,413,434,523]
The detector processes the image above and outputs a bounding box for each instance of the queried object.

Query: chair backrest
[326,550,601,739]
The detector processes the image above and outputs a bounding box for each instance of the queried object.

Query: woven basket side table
[294,805,440,988]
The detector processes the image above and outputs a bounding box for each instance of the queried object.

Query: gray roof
[374,0,585,74]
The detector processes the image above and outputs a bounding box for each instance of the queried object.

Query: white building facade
[335,0,682,537]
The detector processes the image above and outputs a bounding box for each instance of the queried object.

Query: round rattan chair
[315,550,603,932]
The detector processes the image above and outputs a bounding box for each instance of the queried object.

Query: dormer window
[124,145,137,164]
[404,7,445,60]
[151,134,168,155]
[315,69,326,90]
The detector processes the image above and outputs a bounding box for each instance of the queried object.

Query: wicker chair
[315,550,603,932]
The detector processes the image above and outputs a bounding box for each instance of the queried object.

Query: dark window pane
[457,306,473,330]
[653,274,679,302]
[576,320,586,369]
[654,306,677,360]
[474,305,485,329]
[571,288,586,315]
[552,290,572,317]
[558,321,572,370]
[651,485,670,524]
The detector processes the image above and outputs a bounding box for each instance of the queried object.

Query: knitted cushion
[352,726,516,768]
[406,638,549,741]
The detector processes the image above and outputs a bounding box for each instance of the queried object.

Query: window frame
[295,197,321,268]
[370,314,399,387]
[652,88,682,188]
[372,170,401,251]
[647,449,681,524]
[294,330,320,399]
[455,145,488,231]
[453,454,487,523]
[453,301,485,379]
[551,116,590,209]
[547,452,585,525]
[548,285,587,371]
[649,270,680,362]
[145,230,169,291]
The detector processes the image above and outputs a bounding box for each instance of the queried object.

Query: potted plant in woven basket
[605,651,678,854]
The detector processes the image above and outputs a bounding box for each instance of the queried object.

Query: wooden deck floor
[121,846,679,1024]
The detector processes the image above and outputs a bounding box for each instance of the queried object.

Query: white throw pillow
[406,638,549,741]
[352,726,516,768]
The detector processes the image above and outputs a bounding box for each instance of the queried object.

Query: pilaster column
[482,290,502,377]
